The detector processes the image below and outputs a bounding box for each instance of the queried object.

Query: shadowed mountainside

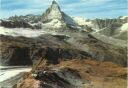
[0,33,127,66]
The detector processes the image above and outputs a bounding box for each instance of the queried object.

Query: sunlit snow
[0,66,31,82]
[120,23,128,32]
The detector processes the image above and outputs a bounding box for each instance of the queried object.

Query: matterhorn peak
[41,0,77,28]
[51,0,61,10]
[41,0,62,22]
[52,0,58,5]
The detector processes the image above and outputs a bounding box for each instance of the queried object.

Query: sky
[0,0,127,19]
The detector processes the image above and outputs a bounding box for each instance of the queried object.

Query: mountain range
[0,1,127,88]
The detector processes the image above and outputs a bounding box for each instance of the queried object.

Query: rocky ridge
[16,59,127,88]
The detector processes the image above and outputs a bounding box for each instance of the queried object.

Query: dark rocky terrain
[16,59,127,88]
[0,33,126,66]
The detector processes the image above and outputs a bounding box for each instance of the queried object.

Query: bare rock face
[0,46,32,66]
[0,20,32,28]
[0,35,32,66]
[30,47,90,65]
[17,67,89,88]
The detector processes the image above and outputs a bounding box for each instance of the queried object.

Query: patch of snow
[120,23,128,32]
[0,67,31,82]
[120,16,128,19]
[73,17,93,26]
[28,22,38,26]
[46,2,62,21]
[43,19,63,28]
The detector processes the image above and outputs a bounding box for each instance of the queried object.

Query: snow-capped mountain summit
[0,1,77,29]
[41,0,77,27]
[0,0,127,34]
[42,0,62,22]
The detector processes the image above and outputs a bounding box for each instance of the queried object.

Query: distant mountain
[0,1,127,40]
[0,1,77,30]
[93,17,127,40]
[41,1,76,26]
[0,14,42,29]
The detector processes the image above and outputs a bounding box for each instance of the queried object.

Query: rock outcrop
[0,20,32,28]
[16,59,127,88]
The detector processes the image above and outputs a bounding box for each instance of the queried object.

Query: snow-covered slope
[43,19,63,28]
[120,23,128,32]
[73,17,93,26]
[113,22,128,40]
[0,66,31,82]
[119,16,128,19]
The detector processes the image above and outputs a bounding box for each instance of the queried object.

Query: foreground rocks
[0,33,127,88]
[17,68,88,88]
[16,59,127,88]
